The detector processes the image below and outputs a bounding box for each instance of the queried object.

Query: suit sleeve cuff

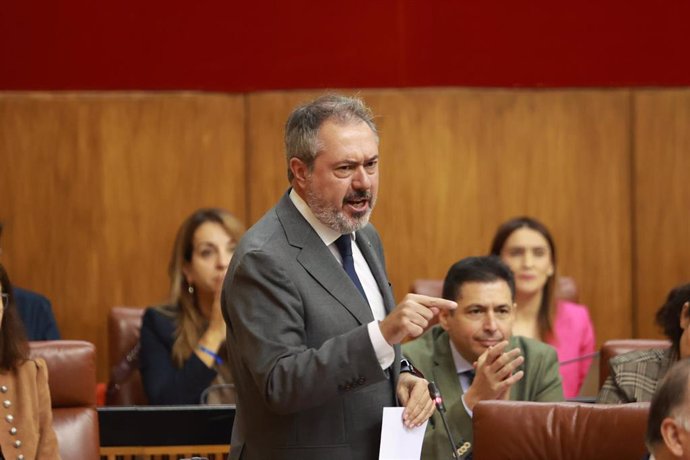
[461,393,474,418]
[368,321,395,370]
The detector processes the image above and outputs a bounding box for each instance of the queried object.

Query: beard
[304,183,376,234]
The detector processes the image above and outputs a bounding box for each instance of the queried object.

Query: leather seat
[106,306,147,405]
[29,340,100,460]
[473,400,650,460]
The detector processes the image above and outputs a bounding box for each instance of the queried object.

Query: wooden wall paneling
[361,89,632,346]
[633,89,690,339]
[1,88,636,381]
[1,93,104,356]
[0,92,246,381]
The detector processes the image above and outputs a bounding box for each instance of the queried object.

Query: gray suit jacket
[223,192,400,460]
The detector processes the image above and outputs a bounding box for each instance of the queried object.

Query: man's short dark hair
[441,255,516,302]
[646,359,690,451]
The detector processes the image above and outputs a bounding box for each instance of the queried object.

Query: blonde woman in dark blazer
[139,208,245,405]
[0,264,60,459]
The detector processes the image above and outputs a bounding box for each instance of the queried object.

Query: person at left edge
[0,223,60,341]
[0,263,61,459]
[222,94,457,460]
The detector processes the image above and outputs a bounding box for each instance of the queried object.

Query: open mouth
[343,192,371,214]
[345,198,369,213]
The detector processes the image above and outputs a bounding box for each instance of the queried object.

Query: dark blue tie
[334,234,368,303]
[462,369,475,386]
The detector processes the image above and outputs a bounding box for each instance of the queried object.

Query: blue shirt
[14,287,61,340]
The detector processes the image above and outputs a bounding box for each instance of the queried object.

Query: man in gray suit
[222,94,456,460]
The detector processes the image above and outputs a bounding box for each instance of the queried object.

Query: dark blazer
[139,306,219,405]
[223,192,400,460]
[14,287,61,341]
[403,327,564,460]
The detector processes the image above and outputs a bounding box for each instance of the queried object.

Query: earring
[188,285,194,294]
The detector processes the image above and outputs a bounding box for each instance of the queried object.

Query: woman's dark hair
[489,216,558,340]
[0,264,30,370]
[655,283,690,359]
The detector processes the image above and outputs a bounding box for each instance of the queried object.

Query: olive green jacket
[402,326,564,460]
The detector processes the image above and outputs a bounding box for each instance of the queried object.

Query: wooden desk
[98,405,234,460]
[100,444,229,459]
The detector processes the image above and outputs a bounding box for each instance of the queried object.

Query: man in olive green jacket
[403,256,564,460]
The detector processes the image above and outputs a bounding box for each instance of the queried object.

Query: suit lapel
[509,336,526,400]
[432,331,463,410]
[276,194,373,325]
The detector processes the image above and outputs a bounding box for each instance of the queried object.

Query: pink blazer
[546,301,596,398]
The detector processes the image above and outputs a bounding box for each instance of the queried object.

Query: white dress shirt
[450,341,476,417]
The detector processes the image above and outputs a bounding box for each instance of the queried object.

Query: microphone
[428,381,460,459]
[558,351,599,366]
[199,383,237,404]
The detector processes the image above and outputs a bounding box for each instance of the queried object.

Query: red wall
[2,0,690,90]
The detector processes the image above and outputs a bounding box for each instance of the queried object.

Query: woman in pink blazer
[490,217,595,398]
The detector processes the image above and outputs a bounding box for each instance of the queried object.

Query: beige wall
[1,89,688,381]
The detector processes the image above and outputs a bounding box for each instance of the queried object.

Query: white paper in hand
[378,407,428,460]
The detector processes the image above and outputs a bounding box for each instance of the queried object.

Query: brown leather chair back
[410,276,579,302]
[599,338,671,388]
[29,340,100,460]
[473,400,650,460]
[106,306,148,405]
[410,279,444,297]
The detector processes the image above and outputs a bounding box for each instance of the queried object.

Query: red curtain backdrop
[2,0,690,90]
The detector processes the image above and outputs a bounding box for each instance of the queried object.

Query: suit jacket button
[457,441,471,456]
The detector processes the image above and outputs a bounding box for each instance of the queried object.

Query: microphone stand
[428,381,459,459]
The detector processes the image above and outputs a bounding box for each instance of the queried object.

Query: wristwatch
[400,358,425,379]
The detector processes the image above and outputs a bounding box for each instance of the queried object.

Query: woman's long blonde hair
[164,208,245,367]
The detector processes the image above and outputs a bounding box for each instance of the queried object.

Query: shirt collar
[289,188,355,246]
[449,340,475,375]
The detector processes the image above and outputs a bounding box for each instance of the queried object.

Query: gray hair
[284,94,379,182]
[646,359,690,452]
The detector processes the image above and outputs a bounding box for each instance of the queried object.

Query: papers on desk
[379,407,428,460]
